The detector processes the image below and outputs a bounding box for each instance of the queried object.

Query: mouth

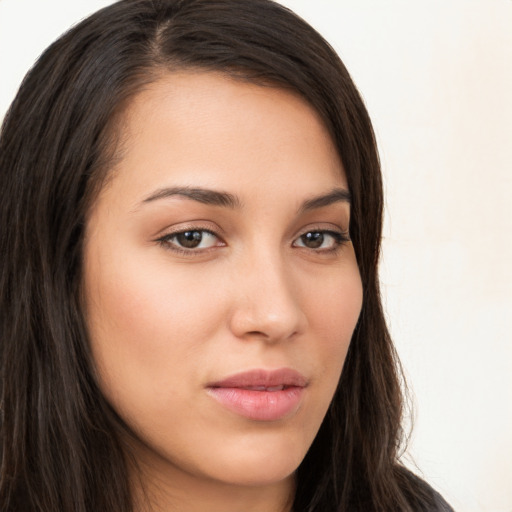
[233,385,289,391]
[206,368,308,422]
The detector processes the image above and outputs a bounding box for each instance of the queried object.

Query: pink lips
[206,368,308,421]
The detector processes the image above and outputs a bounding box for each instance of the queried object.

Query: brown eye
[294,230,348,251]
[158,229,221,251]
[175,231,203,248]
[300,232,324,248]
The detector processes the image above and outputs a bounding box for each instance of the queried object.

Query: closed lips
[207,368,309,389]
[206,368,308,421]
[237,385,288,391]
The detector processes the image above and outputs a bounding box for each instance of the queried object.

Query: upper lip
[207,368,308,389]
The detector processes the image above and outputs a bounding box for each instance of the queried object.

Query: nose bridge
[228,244,307,342]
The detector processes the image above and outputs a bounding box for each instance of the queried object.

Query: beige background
[1,1,511,510]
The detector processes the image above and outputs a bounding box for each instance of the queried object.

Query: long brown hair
[1,1,436,510]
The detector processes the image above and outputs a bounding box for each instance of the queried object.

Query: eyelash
[155,227,350,256]
[294,229,350,253]
[155,227,222,256]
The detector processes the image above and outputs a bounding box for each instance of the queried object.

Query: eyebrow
[141,186,242,209]
[299,187,351,213]
[139,185,350,211]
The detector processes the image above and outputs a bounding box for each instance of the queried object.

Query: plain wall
[1,1,511,511]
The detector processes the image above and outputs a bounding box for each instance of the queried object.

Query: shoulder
[398,466,455,512]
[430,488,455,512]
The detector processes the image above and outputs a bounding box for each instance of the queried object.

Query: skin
[83,71,363,512]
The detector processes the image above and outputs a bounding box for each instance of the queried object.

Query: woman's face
[83,72,362,492]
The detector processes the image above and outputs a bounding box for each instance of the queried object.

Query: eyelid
[153,222,350,256]
[292,225,350,251]
[154,224,225,255]
[295,223,350,240]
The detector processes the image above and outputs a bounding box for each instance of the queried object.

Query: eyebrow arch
[299,187,351,213]
[141,186,242,209]
[139,185,350,212]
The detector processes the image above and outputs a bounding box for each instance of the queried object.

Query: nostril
[247,330,266,337]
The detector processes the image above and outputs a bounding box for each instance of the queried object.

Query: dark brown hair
[1,1,438,510]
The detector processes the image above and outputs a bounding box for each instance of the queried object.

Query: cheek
[296,259,363,424]
[305,262,363,356]
[83,249,226,407]
[314,270,362,400]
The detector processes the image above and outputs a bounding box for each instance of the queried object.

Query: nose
[227,252,308,343]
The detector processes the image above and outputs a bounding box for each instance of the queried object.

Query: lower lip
[207,386,304,421]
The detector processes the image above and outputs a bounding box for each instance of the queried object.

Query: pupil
[302,232,323,248]
[177,231,202,248]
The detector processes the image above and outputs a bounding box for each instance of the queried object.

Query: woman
[0,0,454,510]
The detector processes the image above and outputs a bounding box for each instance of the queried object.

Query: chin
[188,429,309,487]
[215,454,301,487]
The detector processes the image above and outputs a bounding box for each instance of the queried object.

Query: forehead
[101,71,346,207]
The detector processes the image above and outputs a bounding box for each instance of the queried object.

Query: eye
[157,229,221,251]
[293,230,349,251]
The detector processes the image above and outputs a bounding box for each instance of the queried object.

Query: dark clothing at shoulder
[431,488,455,512]
[403,467,455,511]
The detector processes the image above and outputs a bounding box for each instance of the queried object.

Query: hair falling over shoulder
[1,1,443,510]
